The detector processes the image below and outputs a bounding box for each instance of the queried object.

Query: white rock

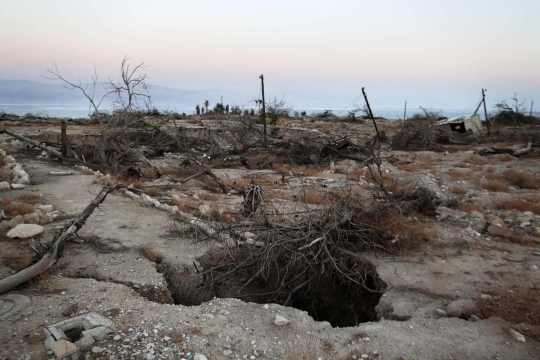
[36,204,54,213]
[223,350,232,356]
[4,155,16,163]
[192,194,200,201]
[274,315,290,326]
[0,182,10,190]
[12,170,30,184]
[50,340,77,357]
[92,346,105,353]
[193,354,208,360]
[7,224,44,239]
[74,335,94,347]
[113,335,122,341]
[10,183,26,189]
[520,222,532,228]
[509,329,526,342]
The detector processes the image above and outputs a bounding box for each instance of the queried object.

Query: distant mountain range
[0,79,258,111]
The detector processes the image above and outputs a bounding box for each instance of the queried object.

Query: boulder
[75,335,94,348]
[0,181,10,190]
[533,227,540,238]
[7,224,44,239]
[50,340,77,357]
[10,184,26,189]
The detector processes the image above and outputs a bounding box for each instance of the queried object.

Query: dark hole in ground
[161,256,386,328]
[64,326,84,342]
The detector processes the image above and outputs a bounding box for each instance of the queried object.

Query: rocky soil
[0,118,539,360]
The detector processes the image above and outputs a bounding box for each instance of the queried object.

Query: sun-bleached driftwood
[0,184,124,294]
[475,141,532,156]
[0,128,81,164]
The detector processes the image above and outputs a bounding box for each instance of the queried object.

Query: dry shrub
[2,200,36,216]
[225,177,251,187]
[485,166,496,173]
[494,153,515,162]
[284,332,328,360]
[146,187,161,196]
[346,167,365,181]
[174,198,197,211]
[29,178,38,185]
[130,180,146,190]
[0,247,34,271]
[272,163,326,177]
[503,170,539,189]
[142,169,159,180]
[498,200,540,214]
[359,210,427,252]
[0,167,11,180]
[453,162,470,168]
[166,329,184,343]
[451,185,468,195]
[476,274,540,340]
[394,163,423,172]
[445,170,477,181]
[459,202,483,213]
[484,180,510,192]
[466,154,494,165]
[139,244,165,263]
[299,190,328,205]
[15,192,42,204]
[191,325,203,335]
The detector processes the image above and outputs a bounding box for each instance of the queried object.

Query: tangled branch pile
[180,189,427,326]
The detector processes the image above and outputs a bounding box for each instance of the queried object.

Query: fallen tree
[0,184,124,294]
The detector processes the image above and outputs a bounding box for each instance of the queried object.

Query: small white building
[436,114,483,134]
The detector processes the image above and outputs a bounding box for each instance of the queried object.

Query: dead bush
[484,180,510,192]
[476,274,540,340]
[466,154,495,165]
[453,162,470,168]
[503,170,539,189]
[15,192,42,204]
[451,185,468,195]
[498,200,540,214]
[299,190,328,205]
[2,200,36,216]
[0,167,11,180]
[81,167,95,175]
[146,187,161,196]
[139,244,164,263]
[161,264,213,306]
[394,163,423,172]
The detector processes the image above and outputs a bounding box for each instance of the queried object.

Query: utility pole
[482,89,488,122]
[530,100,534,117]
[61,120,67,157]
[361,87,381,141]
[260,74,266,138]
[403,100,407,121]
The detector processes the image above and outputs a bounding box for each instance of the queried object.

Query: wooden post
[403,100,407,121]
[482,88,489,122]
[361,87,381,141]
[260,74,266,139]
[530,100,534,117]
[61,120,67,157]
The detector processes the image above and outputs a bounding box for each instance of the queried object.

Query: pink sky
[1,0,539,109]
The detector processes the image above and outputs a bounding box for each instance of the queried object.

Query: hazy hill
[0,79,258,111]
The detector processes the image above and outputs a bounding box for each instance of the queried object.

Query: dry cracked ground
[0,118,539,360]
